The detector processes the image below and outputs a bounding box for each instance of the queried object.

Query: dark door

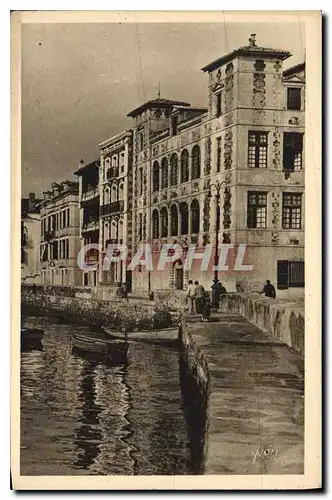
[126,270,132,293]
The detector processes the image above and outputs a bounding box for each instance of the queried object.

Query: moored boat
[71,332,128,362]
[102,326,179,347]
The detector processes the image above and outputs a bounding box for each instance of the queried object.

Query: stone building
[39,180,81,285]
[74,160,100,286]
[127,35,305,295]
[21,192,42,283]
[98,130,133,292]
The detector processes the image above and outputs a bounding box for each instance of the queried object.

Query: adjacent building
[40,180,81,285]
[21,192,42,283]
[127,35,305,294]
[74,160,100,286]
[98,130,133,291]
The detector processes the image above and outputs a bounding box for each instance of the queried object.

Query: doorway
[174,260,184,290]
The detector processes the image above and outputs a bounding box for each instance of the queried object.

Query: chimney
[249,33,256,47]
[28,192,36,211]
[79,159,85,170]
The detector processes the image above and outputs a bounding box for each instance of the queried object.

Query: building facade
[98,130,133,291]
[40,180,82,285]
[127,35,305,295]
[21,192,42,283]
[74,160,100,286]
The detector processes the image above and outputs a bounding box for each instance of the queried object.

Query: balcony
[81,187,99,203]
[43,229,55,241]
[106,167,119,180]
[100,200,124,216]
[82,219,100,233]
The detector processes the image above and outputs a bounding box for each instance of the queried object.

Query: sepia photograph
[11,10,321,490]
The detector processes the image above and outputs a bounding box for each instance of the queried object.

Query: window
[161,158,168,189]
[191,199,200,233]
[152,209,159,239]
[283,133,303,171]
[152,162,160,192]
[180,150,189,183]
[282,193,302,229]
[247,192,267,228]
[180,202,189,235]
[170,204,179,236]
[171,116,178,136]
[66,239,69,259]
[248,131,268,168]
[67,208,70,227]
[139,168,143,196]
[138,131,144,152]
[216,137,222,172]
[287,87,301,110]
[277,260,304,289]
[170,154,178,186]
[191,145,201,180]
[216,92,222,117]
[160,207,168,238]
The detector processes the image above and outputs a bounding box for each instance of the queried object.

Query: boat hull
[21,328,44,351]
[102,327,179,347]
[71,333,128,363]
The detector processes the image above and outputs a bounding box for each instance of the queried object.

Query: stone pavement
[188,314,304,475]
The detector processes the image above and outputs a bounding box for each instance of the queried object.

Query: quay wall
[155,290,304,356]
[21,284,176,330]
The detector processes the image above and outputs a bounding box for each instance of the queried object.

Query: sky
[21,20,305,197]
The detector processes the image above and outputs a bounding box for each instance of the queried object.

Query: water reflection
[21,317,193,475]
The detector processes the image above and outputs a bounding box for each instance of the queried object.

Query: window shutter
[277,260,289,289]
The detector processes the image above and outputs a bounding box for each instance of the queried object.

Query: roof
[201,44,291,73]
[21,198,42,216]
[127,98,191,118]
[74,160,99,176]
[283,62,305,78]
[98,129,132,149]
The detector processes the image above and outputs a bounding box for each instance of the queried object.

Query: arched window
[170,154,178,186]
[111,185,117,202]
[104,187,110,204]
[153,161,160,192]
[191,145,201,180]
[191,199,200,234]
[118,184,124,201]
[170,204,179,236]
[160,207,168,238]
[180,202,189,235]
[161,158,168,189]
[152,209,159,239]
[180,150,189,183]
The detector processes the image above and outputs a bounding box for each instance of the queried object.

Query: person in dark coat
[261,280,276,298]
[201,292,211,322]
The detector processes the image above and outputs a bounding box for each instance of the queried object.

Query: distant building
[74,160,100,286]
[98,130,133,291]
[39,180,81,285]
[21,192,42,283]
[127,35,305,295]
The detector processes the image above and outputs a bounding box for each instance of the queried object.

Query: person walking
[194,281,205,315]
[201,291,211,322]
[261,280,276,298]
[186,280,197,314]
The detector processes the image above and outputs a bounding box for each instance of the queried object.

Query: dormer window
[287,87,301,110]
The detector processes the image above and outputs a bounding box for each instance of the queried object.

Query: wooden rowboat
[102,327,179,347]
[71,332,128,360]
[21,327,44,343]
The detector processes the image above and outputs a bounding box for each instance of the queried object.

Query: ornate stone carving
[203,195,210,233]
[224,131,233,170]
[274,60,282,72]
[271,192,280,228]
[152,195,158,204]
[170,191,178,199]
[272,130,281,169]
[192,129,201,141]
[203,233,210,246]
[271,232,279,245]
[289,117,300,125]
[254,60,266,72]
[222,232,231,244]
[203,178,211,191]
[204,137,212,175]
[224,112,234,127]
[142,213,147,240]
[252,109,266,124]
[224,72,234,113]
[192,182,199,193]
[223,187,232,230]
[253,73,266,108]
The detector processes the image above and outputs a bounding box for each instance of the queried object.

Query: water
[20,317,200,475]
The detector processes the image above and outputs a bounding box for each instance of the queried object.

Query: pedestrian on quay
[194,280,205,315]
[186,280,197,314]
[211,278,227,309]
[260,279,276,298]
[201,292,211,322]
